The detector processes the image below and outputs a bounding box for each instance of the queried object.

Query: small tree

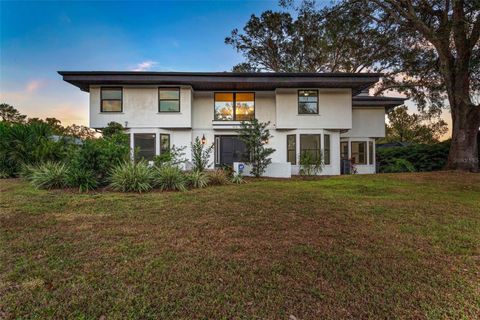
[191,136,214,172]
[102,122,124,138]
[237,119,275,177]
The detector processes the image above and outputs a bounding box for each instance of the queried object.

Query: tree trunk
[446,100,480,172]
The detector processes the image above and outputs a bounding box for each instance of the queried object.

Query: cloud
[26,80,46,93]
[131,61,157,71]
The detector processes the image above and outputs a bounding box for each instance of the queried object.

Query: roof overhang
[58,71,381,94]
[352,95,406,110]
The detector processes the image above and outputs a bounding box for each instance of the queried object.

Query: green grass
[1,172,479,319]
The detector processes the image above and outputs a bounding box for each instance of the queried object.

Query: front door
[217,136,248,166]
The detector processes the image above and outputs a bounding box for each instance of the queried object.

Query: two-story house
[59,71,404,177]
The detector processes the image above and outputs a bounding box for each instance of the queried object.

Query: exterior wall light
[201,134,207,145]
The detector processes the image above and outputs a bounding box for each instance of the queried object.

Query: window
[324,134,330,165]
[369,141,374,165]
[298,90,318,114]
[287,135,296,165]
[101,87,122,112]
[214,92,255,121]
[160,134,170,154]
[300,134,321,161]
[134,133,156,161]
[351,141,367,165]
[159,88,180,112]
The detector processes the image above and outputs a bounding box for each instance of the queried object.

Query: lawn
[1,172,479,319]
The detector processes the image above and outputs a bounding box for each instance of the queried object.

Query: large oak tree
[227,0,480,171]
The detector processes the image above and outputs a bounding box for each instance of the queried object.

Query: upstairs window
[214,92,255,121]
[101,87,122,112]
[159,88,180,112]
[298,90,318,114]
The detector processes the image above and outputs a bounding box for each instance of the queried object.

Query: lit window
[159,88,180,112]
[101,88,122,112]
[298,90,318,114]
[351,141,367,165]
[214,92,255,121]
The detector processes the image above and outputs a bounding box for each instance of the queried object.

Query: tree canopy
[227,0,480,171]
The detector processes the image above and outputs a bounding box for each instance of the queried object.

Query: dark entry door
[340,141,350,174]
[218,136,248,165]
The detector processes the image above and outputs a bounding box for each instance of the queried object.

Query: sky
[0,0,452,137]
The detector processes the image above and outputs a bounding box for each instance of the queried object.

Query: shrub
[191,137,214,172]
[66,168,98,192]
[109,161,154,193]
[152,145,187,168]
[153,165,187,191]
[231,173,245,184]
[377,142,450,172]
[299,151,323,176]
[207,169,229,185]
[0,121,68,177]
[29,162,68,189]
[187,170,210,188]
[67,133,130,185]
[382,158,416,173]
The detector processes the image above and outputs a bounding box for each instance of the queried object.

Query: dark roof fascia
[352,96,406,109]
[58,71,381,94]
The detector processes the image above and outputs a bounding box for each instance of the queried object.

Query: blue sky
[0,0,283,125]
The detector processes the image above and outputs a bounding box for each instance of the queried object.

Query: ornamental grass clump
[66,167,98,192]
[207,169,230,186]
[186,170,210,188]
[231,173,245,184]
[153,165,187,191]
[109,160,154,193]
[29,161,69,189]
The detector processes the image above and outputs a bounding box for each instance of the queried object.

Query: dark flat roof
[58,71,381,93]
[352,95,406,109]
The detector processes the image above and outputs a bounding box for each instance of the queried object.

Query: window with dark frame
[160,134,170,154]
[298,90,318,114]
[134,133,156,161]
[101,87,122,112]
[300,134,321,161]
[287,134,296,165]
[351,141,367,165]
[369,141,374,165]
[324,134,331,165]
[214,92,255,121]
[159,88,180,112]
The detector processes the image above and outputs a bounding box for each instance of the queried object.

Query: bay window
[300,134,321,161]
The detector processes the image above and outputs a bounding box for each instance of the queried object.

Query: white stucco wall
[341,107,386,138]
[90,86,192,129]
[275,88,352,129]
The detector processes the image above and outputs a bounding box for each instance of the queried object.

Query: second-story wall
[341,107,386,138]
[89,86,192,129]
[275,88,352,129]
